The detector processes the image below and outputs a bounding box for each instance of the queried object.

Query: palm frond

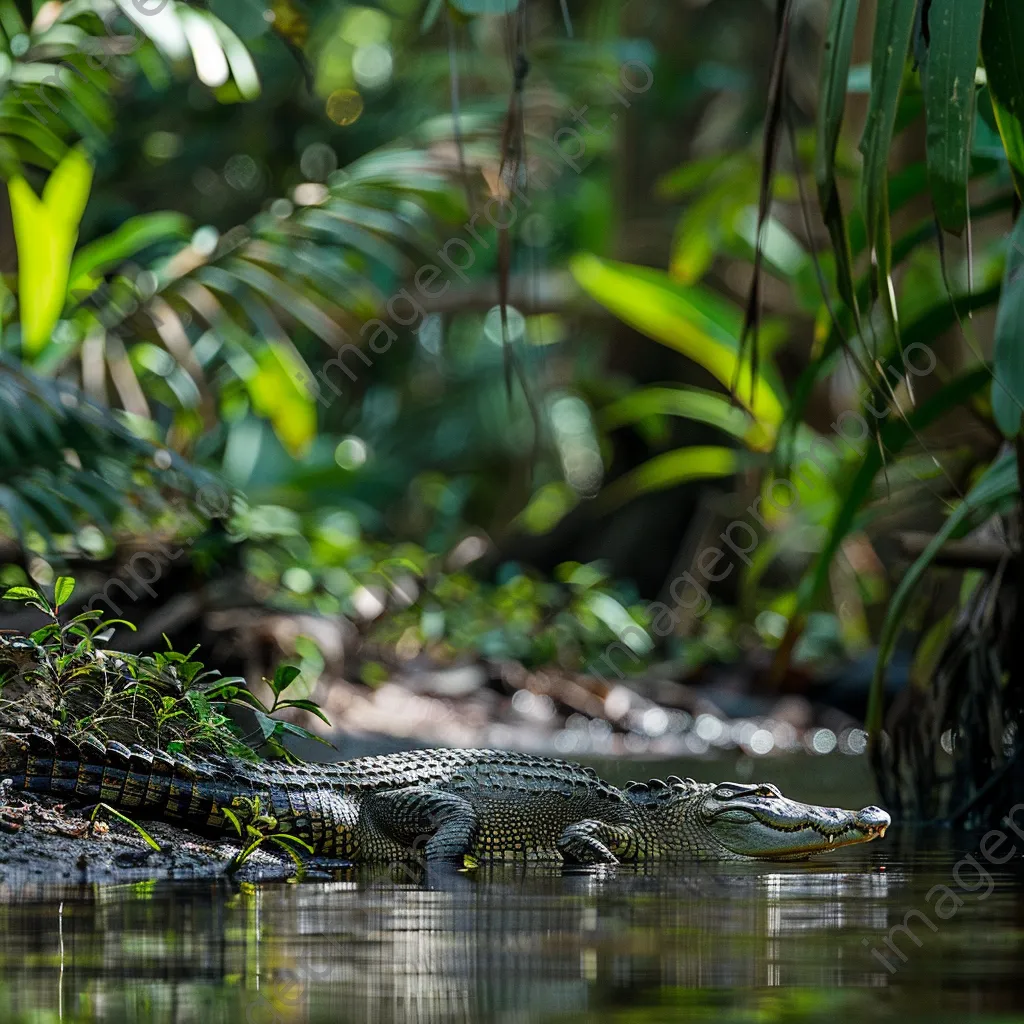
[35,147,468,453]
[0,0,263,171]
[0,357,219,548]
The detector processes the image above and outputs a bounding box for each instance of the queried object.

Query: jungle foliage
[571,0,1024,822]
[0,573,331,760]
[0,0,1022,821]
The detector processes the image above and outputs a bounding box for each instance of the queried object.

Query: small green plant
[0,577,332,762]
[221,795,314,882]
[88,802,162,852]
[204,663,334,763]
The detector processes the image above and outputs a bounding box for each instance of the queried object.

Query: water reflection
[0,831,1022,1023]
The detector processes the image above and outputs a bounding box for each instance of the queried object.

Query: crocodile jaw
[701,784,891,859]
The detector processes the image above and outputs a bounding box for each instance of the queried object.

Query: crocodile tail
[0,730,257,838]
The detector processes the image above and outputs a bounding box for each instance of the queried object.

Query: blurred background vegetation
[0,0,1022,827]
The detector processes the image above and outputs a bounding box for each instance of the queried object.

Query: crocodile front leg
[557,820,641,865]
[363,787,478,863]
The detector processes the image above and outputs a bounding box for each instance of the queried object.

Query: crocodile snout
[854,805,891,836]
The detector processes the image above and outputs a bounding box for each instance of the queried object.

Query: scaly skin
[0,731,891,864]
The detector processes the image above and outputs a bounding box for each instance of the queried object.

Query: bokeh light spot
[353,43,393,90]
[484,305,525,346]
[300,142,338,181]
[335,436,368,470]
[326,89,364,126]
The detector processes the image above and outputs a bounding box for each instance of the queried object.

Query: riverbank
[0,794,296,888]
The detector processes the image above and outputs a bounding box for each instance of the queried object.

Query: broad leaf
[922,0,985,234]
[601,446,740,507]
[859,0,917,314]
[982,0,1024,198]
[815,0,862,321]
[601,386,772,450]
[69,213,191,289]
[570,254,785,429]
[53,576,75,607]
[245,344,317,456]
[114,0,190,61]
[271,664,302,697]
[10,146,93,354]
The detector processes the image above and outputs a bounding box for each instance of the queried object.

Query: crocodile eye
[712,785,742,800]
[755,784,781,798]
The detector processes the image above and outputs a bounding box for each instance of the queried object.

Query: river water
[0,755,1022,1023]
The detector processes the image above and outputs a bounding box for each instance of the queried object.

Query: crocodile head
[626,778,890,860]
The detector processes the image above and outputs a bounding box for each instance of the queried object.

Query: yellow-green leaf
[601,385,773,450]
[10,145,94,355]
[601,446,739,507]
[53,576,75,607]
[246,343,316,456]
[570,254,785,429]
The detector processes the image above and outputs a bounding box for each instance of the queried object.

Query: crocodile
[0,730,891,864]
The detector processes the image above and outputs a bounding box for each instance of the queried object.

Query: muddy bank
[0,795,294,888]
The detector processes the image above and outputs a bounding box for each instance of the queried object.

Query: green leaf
[221,805,243,837]
[990,95,1024,196]
[868,449,1020,735]
[421,0,445,30]
[10,145,94,355]
[245,343,316,456]
[268,832,315,853]
[992,212,1024,436]
[206,258,343,344]
[3,585,43,603]
[271,664,301,696]
[923,0,985,234]
[858,0,917,307]
[252,709,278,741]
[53,576,75,607]
[90,803,162,851]
[221,688,268,712]
[209,15,261,100]
[982,0,1024,199]
[815,0,862,322]
[733,209,810,284]
[783,260,1002,443]
[69,213,191,288]
[600,386,771,450]
[273,720,337,749]
[601,446,740,508]
[570,254,785,429]
[277,698,332,727]
[13,480,78,534]
[115,0,189,61]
